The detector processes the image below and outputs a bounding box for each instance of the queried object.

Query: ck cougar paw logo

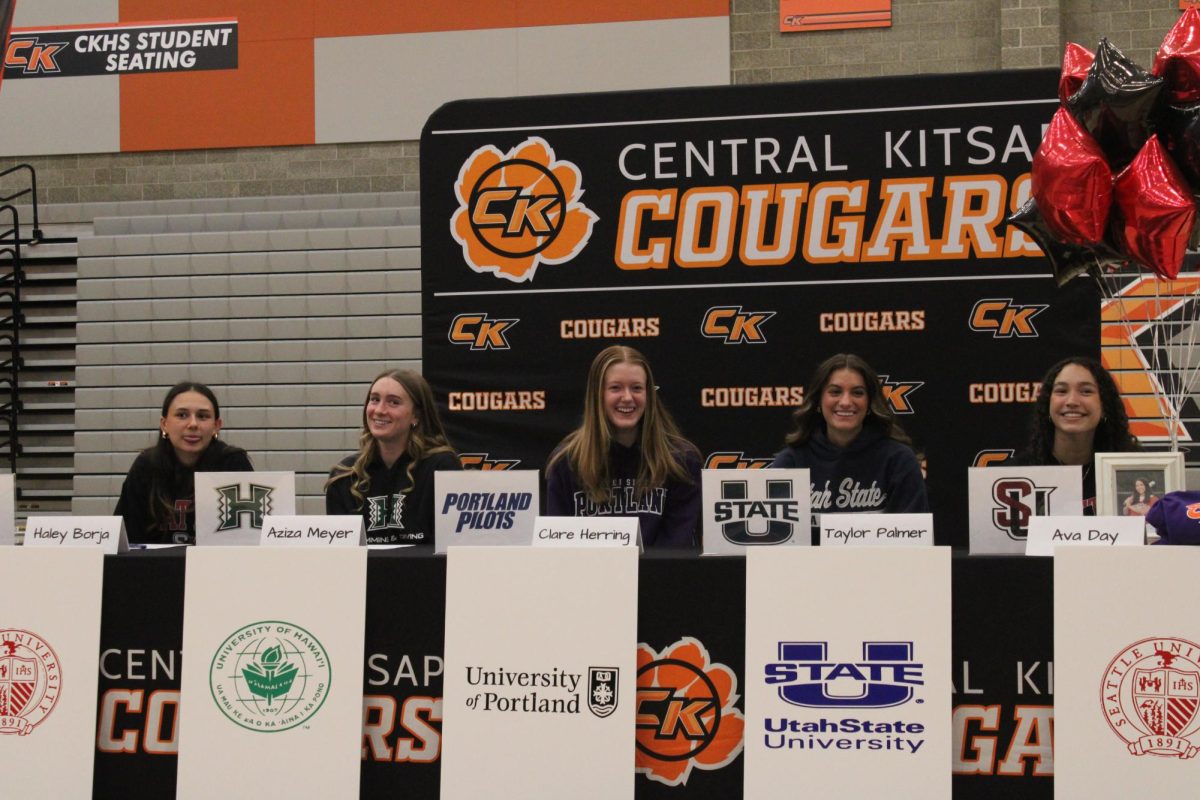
[451,136,598,283]
[636,638,744,787]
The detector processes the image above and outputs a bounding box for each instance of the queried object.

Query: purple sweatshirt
[545,440,701,547]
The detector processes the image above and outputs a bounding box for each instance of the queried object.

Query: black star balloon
[1067,38,1165,169]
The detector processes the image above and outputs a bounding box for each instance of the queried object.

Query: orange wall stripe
[121,1,315,41]
[317,0,728,39]
[119,1,315,151]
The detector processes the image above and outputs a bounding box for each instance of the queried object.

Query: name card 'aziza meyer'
[259,515,365,547]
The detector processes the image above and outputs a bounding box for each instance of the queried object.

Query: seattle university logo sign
[0,630,62,736]
[1102,637,1200,759]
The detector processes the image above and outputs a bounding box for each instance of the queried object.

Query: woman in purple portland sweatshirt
[545,345,701,547]
[771,353,928,543]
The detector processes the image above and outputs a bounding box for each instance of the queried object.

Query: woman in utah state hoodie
[770,353,927,543]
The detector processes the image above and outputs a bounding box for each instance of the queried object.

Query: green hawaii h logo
[209,621,330,732]
[215,483,274,530]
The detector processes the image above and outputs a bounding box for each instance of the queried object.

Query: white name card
[435,470,540,553]
[531,515,640,548]
[1025,515,1145,556]
[23,515,128,553]
[819,513,933,546]
[260,515,365,547]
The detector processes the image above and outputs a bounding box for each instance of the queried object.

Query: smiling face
[365,376,418,449]
[161,390,222,467]
[602,361,647,446]
[1049,362,1102,440]
[1134,479,1147,495]
[820,367,868,446]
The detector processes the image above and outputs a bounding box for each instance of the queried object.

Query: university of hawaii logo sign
[209,620,330,732]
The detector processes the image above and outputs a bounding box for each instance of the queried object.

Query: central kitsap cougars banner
[420,70,1099,546]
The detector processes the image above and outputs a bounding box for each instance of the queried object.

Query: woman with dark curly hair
[770,353,927,540]
[1015,356,1139,514]
[326,369,461,545]
[115,382,253,545]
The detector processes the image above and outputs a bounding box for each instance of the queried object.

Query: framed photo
[1095,451,1185,517]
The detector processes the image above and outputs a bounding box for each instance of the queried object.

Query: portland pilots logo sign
[209,621,330,732]
[1102,637,1200,758]
[0,630,61,736]
[451,136,597,283]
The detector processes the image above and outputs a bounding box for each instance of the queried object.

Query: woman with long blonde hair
[545,345,701,547]
[326,369,460,544]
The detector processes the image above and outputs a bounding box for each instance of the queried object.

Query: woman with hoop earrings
[115,382,252,545]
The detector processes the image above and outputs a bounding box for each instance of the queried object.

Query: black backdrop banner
[420,70,1100,546]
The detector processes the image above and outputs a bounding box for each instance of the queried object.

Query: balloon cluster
[1010,10,1200,286]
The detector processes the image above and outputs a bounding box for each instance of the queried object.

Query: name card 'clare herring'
[531,515,640,549]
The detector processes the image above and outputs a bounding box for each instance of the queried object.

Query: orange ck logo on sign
[5,38,65,73]
[969,299,1047,338]
[448,313,518,350]
[700,306,775,344]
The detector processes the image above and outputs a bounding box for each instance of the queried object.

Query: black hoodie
[770,424,928,540]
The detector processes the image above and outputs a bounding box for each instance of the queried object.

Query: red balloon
[1112,137,1197,280]
[1031,107,1113,245]
[1060,42,1094,103]
[1154,7,1200,105]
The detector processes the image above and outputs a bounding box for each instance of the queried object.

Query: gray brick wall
[4,142,418,206]
[1062,1,1183,68]
[2,1,1190,204]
